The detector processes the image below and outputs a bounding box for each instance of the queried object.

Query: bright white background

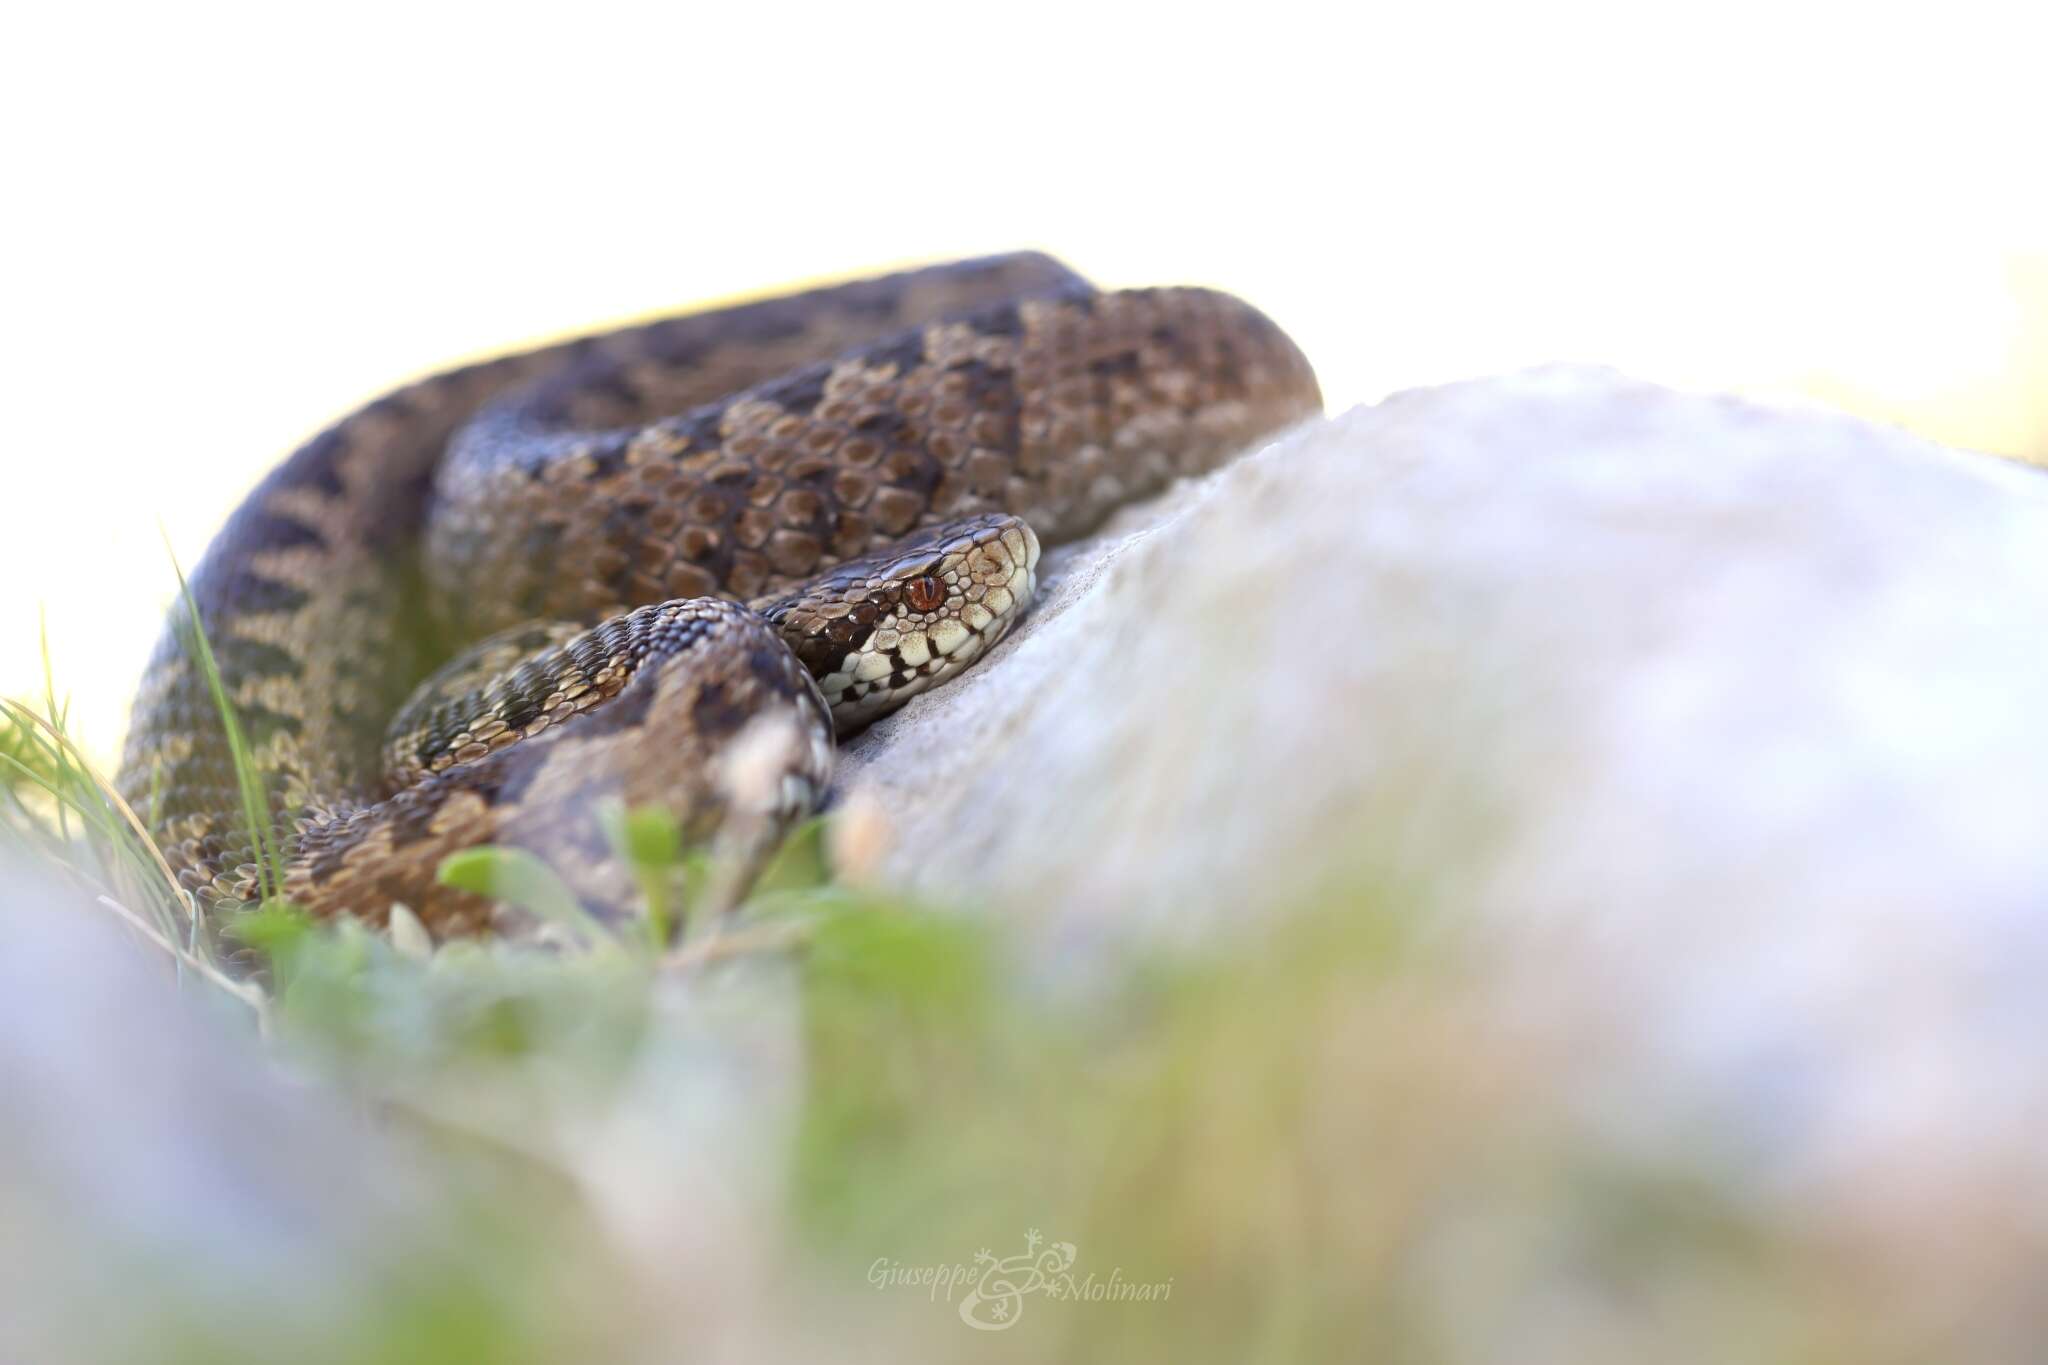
[4,2,2043,764]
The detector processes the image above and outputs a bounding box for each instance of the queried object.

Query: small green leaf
[603,802,684,872]
[753,814,833,894]
[436,845,613,949]
[223,900,316,986]
[599,801,686,950]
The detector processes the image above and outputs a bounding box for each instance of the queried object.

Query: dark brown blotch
[689,680,750,738]
[867,331,929,380]
[223,573,312,617]
[274,427,349,498]
[764,364,831,418]
[234,509,328,554]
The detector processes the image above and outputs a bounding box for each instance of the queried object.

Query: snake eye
[905,575,945,613]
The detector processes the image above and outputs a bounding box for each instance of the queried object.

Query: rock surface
[842,366,2048,1201]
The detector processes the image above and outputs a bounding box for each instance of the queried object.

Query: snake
[115,253,1321,940]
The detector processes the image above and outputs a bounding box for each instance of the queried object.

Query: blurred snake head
[759,513,1039,734]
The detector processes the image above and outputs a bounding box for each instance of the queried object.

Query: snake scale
[117,254,1321,939]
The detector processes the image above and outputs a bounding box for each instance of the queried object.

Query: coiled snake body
[117,254,1321,938]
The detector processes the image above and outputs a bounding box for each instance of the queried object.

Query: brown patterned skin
[283,599,836,935]
[117,254,1322,937]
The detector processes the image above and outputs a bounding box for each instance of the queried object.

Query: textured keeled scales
[116,254,1321,936]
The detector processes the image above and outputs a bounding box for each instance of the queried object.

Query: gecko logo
[955,1228,1079,1330]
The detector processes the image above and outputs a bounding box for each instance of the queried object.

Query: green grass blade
[163,529,283,903]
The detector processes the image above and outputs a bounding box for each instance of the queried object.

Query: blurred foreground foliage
[0,646,1988,1363]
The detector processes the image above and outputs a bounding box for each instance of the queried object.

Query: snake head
[760,513,1039,734]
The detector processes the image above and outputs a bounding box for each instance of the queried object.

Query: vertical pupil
[907,577,942,612]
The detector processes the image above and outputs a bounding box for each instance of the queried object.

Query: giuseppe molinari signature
[868,1228,1173,1331]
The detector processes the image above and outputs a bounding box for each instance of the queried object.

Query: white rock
[840,366,2048,1215]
